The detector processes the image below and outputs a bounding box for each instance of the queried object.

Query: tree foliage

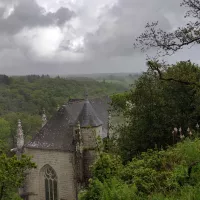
[2,112,41,147]
[80,138,200,200]
[112,61,200,161]
[91,153,122,182]
[0,154,36,200]
[0,119,11,151]
[0,75,127,116]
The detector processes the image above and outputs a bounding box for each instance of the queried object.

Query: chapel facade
[19,96,110,200]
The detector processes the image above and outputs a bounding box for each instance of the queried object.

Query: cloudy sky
[0,0,198,75]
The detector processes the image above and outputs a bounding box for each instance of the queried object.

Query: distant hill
[60,73,141,88]
[0,74,131,116]
[60,72,140,78]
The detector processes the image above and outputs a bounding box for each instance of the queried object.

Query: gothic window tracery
[44,165,58,200]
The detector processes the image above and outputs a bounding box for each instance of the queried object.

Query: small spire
[17,119,24,150]
[108,111,111,120]
[77,121,81,130]
[42,108,47,127]
[77,99,103,128]
[84,89,88,100]
[18,119,21,128]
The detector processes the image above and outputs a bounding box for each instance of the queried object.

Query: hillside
[0,74,129,116]
[61,73,141,88]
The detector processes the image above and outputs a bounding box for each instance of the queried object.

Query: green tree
[0,118,11,151]
[80,138,200,200]
[79,178,139,200]
[0,75,127,117]
[0,154,36,200]
[3,112,41,148]
[91,152,122,182]
[112,62,200,162]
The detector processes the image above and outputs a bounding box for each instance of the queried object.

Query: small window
[44,166,58,200]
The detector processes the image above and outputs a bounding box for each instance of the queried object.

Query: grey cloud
[0,50,146,75]
[0,7,4,18]
[0,0,75,34]
[53,7,75,25]
[0,35,14,49]
[0,0,16,3]
[84,0,184,59]
[0,0,198,75]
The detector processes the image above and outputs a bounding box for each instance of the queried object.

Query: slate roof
[25,96,111,151]
[77,99,103,128]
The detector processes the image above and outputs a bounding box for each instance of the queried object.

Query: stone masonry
[25,149,76,200]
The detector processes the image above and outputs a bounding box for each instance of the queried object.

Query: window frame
[43,165,58,200]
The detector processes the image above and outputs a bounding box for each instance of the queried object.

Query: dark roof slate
[25,106,75,151]
[26,96,111,151]
[77,100,103,128]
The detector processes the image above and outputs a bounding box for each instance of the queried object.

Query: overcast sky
[0,0,198,75]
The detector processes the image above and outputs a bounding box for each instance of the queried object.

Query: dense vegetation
[80,61,200,199]
[80,138,200,200]
[94,73,141,88]
[0,154,36,200]
[112,61,200,162]
[63,73,140,88]
[0,74,128,116]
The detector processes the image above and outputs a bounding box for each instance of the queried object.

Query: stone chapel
[18,95,111,200]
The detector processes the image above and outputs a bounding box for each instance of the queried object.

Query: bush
[79,138,200,199]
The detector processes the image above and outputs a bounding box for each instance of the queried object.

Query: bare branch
[147,60,200,88]
[134,1,200,89]
[181,0,200,18]
[134,20,200,57]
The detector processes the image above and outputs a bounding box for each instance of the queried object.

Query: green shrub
[79,138,200,199]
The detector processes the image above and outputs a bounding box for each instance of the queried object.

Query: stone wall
[82,150,96,182]
[25,148,77,200]
[80,126,102,183]
[81,126,102,149]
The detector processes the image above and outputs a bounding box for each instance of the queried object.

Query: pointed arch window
[44,166,58,200]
